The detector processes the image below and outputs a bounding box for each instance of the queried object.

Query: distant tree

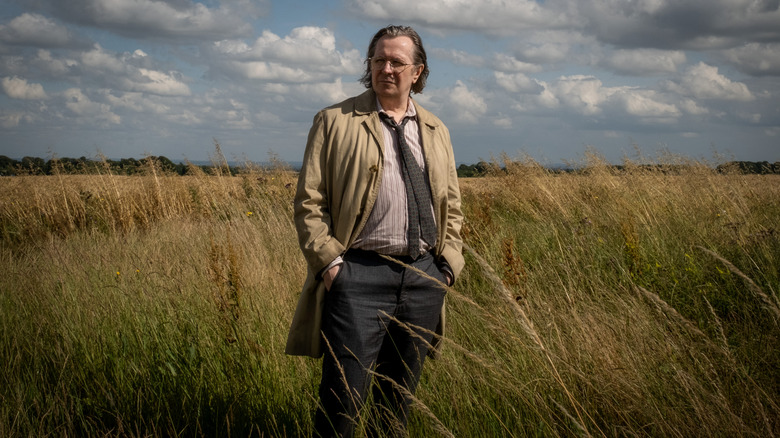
[62,157,82,173]
[456,161,500,177]
[155,156,176,172]
[717,161,780,174]
[457,163,477,177]
[474,160,492,176]
[118,158,139,174]
[20,157,45,174]
[0,155,16,176]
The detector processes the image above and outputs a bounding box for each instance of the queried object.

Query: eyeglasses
[370,57,415,73]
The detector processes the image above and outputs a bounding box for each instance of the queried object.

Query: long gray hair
[359,25,429,94]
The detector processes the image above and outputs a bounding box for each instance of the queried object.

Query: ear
[412,64,424,83]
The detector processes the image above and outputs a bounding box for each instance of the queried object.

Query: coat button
[369,165,378,173]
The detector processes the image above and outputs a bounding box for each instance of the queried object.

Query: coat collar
[353,89,440,129]
[354,89,377,115]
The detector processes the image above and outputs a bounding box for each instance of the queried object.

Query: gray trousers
[314,249,447,438]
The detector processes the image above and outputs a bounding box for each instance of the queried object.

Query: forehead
[374,35,415,60]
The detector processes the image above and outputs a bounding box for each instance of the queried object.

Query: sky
[1,0,779,166]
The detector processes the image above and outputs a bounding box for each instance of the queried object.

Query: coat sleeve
[294,111,346,276]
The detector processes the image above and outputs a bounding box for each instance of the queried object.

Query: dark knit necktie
[379,112,437,258]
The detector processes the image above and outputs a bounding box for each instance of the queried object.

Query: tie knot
[379,111,408,131]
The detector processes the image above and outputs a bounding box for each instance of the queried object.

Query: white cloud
[511,30,591,64]
[736,110,761,124]
[226,61,318,82]
[0,1,777,164]
[251,27,340,65]
[0,13,76,47]
[293,79,355,106]
[679,99,709,115]
[2,76,48,99]
[45,0,254,41]
[209,108,253,130]
[495,72,542,93]
[490,53,543,73]
[516,41,571,64]
[161,109,201,126]
[0,111,25,128]
[447,80,487,123]
[666,62,754,101]
[544,75,609,115]
[62,88,120,124]
[348,0,561,35]
[136,69,191,96]
[721,43,780,76]
[33,50,78,76]
[534,86,560,110]
[431,49,542,73]
[212,39,252,56]
[261,83,290,96]
[605,49,687,75]
[78,44,191,96]
[524,75,685,125]
[431,48,485,68]
[81,45,127,74]
[493,116,512,129]
[255,110,282,125]
[105,92,170,114]
[207,27,362,83]
[611,89,680,120]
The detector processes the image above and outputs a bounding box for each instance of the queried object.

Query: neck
[378,95,408,121]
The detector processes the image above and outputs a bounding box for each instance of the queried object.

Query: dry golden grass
[0,166,297,244]
[1,154,778,437]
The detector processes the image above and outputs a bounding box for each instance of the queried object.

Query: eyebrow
[373,57,409,63]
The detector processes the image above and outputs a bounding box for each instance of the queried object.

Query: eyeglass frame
[369,57,418,73]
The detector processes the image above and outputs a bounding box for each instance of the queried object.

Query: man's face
[371,36,423,102]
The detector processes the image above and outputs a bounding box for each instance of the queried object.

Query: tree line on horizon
[1,154,779,177]
[0,155,234,177]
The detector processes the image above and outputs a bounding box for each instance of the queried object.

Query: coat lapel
[354,90,385,154]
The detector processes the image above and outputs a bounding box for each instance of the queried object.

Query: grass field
[1,154,778,437]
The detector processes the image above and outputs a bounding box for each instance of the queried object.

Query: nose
[379,60,394,73]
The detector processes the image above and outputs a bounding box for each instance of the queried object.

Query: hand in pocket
[323,264,341,291]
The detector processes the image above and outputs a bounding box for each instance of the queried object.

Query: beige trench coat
[285,90,464,358]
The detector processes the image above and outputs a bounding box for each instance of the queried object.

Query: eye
[370,57,413,72]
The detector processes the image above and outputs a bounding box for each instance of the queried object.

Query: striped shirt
[352,99,436,256]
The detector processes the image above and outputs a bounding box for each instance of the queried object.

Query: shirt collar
[376,97,417,120]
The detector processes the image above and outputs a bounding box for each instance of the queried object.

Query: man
[285,25,464,437]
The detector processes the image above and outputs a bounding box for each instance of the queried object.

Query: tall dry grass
[443,152,779,436]
[1,160,310,436]
[1,152,778,436]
